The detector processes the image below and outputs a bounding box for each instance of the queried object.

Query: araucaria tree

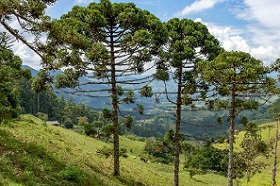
[154,18,222,186]
[0,0,56,57]
[40,0,166,176]
[198,51,276,186]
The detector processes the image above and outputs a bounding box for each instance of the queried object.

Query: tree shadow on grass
[0,129,105,186]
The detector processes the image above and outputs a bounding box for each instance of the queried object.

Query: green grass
[0,114,236,185]
[214,121,280,186]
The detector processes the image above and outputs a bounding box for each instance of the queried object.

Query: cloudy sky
[10,0,280,69]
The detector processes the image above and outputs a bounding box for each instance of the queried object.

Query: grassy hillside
[0,114,229,186]
[1,114,280,186]
[235,122,280,186]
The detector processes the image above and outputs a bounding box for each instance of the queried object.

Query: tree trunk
[174,66,182,186]
[110,24,120,176]
[227,83,236,186]
[272,118,279,186]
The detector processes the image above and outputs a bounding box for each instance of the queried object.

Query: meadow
[0,114,278,185]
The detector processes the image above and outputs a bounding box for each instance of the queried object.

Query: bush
[96,146,128,158]
[59,164,84,183]
[185,145,246,178]
[84,123,97,136]
[144,138,174,164]
[185,146,228,174]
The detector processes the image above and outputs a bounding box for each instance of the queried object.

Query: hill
[214,121,280,185]
[0,115,228,186]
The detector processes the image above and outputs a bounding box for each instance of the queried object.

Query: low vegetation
[0,114,279,185]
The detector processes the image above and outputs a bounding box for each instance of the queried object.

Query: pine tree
[154,18,222,186]
[38,0,166,176]
[198,51,276,186]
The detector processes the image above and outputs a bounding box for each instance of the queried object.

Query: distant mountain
[22,65,38,76]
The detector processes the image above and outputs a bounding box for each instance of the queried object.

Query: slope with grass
[236,122,280,186]
[0,114,229,186]
[214,121,280,186]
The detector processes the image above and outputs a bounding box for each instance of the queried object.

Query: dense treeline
[19,76,99,129]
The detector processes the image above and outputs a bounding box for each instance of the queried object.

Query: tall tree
[268,98,280,186]
[0,32,31,122]
[38,0,166,176]
[0,0,56,57]
[154,18,222,186]
[198,51,276,186]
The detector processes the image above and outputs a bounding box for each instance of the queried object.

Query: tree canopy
[0,0,56,55]
[0,32,31,122]
[154,18,222,186]
[198,51,276,186]
[39,0,167,176]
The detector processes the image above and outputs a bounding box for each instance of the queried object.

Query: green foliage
[0,42,28,122]
[268,98,280,119]
[136,104,144,115]
[124,115,134,128]
[36,112,48,122]
[83,123,97,137]
[117,86,124,96]
[32,70,52,93]
[185,146,228,174]
[144,138,174,164]
[0,0,56,58]
[77,116,89,126]
[185,145,246,178]
[102,124,115,135]
[96,146,128,158]
[123,90,135,103]
[41,0,167,176]
[59,164,84,183]
[139,86,153,97]
[239,120,269,185]
[102,108,112,120]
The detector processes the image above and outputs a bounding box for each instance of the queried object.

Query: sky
[10,0,280,69]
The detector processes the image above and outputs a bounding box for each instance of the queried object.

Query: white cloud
[178,0,224,16]
[196,19,277,66]
[236,0,280,29]
[74,0,92,4]
[13,42,42,69]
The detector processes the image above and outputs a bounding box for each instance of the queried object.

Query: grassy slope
[0,114,228,186]
[215,121,280,186]
[236,122,280,186]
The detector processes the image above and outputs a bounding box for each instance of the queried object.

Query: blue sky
[10,0,280,69]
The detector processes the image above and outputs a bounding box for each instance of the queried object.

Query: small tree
[240,120,269,186]
[198,51,276,186]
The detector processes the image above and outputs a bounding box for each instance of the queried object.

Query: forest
[1,0,280,186]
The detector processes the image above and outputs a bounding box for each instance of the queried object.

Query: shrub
[144,138,174,164]
[83,123,97,136]
[59,164,84,183]
[96,146,128,158]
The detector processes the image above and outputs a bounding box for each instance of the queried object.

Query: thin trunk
[110,23,120,176]
[174,66,182,186]
[37,93,40,113]
[272,118,279,186]
[227,83,236,186]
